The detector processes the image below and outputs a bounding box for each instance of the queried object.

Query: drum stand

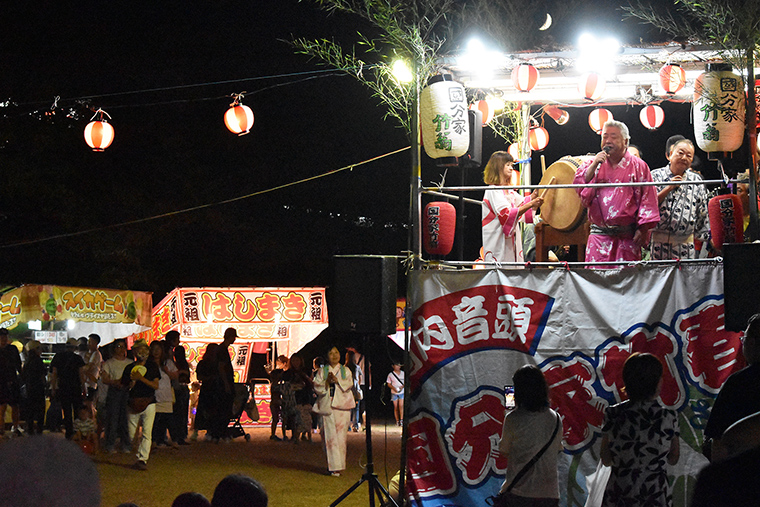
[330,334,400,507]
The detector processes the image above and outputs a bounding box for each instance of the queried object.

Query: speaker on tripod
[330,255,400,507]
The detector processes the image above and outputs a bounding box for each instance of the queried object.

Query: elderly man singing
[573,120,660,265]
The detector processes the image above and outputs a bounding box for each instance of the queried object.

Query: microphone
[603,145,612,154]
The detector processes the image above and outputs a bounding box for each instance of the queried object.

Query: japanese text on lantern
[432,101,467,151]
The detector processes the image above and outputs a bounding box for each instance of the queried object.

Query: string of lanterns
[83,92,255,151]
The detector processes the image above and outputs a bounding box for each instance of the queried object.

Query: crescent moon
[539,13,552,31]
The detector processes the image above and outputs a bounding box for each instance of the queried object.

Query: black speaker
[724,243,760,331]
[463,108,483,167]
[331,255,398,335]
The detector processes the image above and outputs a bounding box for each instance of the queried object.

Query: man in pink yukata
[573,120,660,266]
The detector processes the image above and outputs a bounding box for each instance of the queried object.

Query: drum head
[539,156,588,231]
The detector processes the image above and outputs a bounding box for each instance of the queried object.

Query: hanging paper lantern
[423,202,456,256]
[528,126,549,151]
[588,108,613,134]
[224,103,254,135]
[512,64,539,92]
[470,100,494,125]
[659,64,687,94]
[640,105,665,130]
[84,109,114,151]
[578,72,606,101]
[693,63,745,153]
[508,143,520,160]
[544,105,569,125]
[420,75,470,159]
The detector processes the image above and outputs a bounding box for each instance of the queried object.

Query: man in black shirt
[50,338,86,439]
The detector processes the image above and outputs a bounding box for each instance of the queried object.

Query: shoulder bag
[487,412,561,507]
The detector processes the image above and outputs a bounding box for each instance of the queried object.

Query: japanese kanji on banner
[149,287,329,385]
[406,264,741,507]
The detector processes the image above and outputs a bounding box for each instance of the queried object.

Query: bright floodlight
[28,320,42,331]
[458,38,503,79]
[391,59,413,83]
[577,33,620,77]
[67,319,77,330]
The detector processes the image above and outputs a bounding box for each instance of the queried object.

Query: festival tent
[149,286,328,385]
[0,284,152,346]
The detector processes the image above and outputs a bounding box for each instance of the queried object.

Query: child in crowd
[73,406,99,455]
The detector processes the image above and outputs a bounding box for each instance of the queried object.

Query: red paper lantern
[224,104,254,135]
[470,100,493,125]
[512,64,539,92]
[659,64,687,94]
[578,72,606,101]
[528,126,549,151]
[508,143,519,160]
[423,202,456,256]
[544,105,569,125]
[84,109,114,151]
[588,108,613,134]
[639,105,665,130]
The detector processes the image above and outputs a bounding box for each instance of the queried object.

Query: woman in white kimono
[313,346,355,476]
[481,151,543,263]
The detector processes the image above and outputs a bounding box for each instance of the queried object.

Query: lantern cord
[0,146,410,249]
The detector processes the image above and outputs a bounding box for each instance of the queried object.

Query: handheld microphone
[603,145,612,154]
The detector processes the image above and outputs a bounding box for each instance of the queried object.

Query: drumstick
[541,154,546,174]
[539,176,556,199]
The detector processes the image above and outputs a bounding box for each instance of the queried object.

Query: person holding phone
[495,365,563,507]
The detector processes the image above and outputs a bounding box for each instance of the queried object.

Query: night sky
[0,1,736,303]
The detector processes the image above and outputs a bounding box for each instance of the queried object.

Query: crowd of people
[481,119,755,266]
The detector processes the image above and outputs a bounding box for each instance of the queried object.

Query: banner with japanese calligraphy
[0,284,152,344]
[151,287,329,355]
[406,264,741,507]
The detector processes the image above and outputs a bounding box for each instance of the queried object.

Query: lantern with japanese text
[545,105,569,125]
[529,126,549,151]
[224,96,254,136]
[84,109,114,152]
[694,63,745,153]
[578,72,606,101]
[470,99,494,125]
[659,64,687,94]
[420,75,470,159]
[640,105,665,130]
[423,202,456,256]
[588,108,613,134]
[512,64,539,92]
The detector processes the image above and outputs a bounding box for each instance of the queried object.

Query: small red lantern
[470,100,493,125]
[578,72,606,101]
[529,127,549,151]
[512,64,539,92]
[508,143,519,160]
[84,109,114,152]
[659,64,686,94]
[423,202,456,256]
[224,94,254,135]
[588,108,613,134]
[639,104,665,130]
[544,105,569,125]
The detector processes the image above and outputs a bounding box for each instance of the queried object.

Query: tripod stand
[330,334,400,507]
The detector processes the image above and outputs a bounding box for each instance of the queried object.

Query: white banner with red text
[405,264,742,507]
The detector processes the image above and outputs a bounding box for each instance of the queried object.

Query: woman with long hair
[481,151,543,263]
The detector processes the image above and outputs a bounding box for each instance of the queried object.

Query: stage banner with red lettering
[405,263,741,507]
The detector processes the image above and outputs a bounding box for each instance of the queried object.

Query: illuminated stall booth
[149,287,329,427]
[0,284,152,348]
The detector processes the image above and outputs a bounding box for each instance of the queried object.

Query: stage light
[224,93,254,136]
[84,109,114,151]
[391,59,413,83]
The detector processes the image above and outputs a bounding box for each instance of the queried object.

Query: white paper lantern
[640,105,665,130]
[420,75,470,159]
[588,108,613,134]
[693,63,745,153]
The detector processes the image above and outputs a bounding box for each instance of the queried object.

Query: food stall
[149,286,329,427]
[0,284,152,347]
